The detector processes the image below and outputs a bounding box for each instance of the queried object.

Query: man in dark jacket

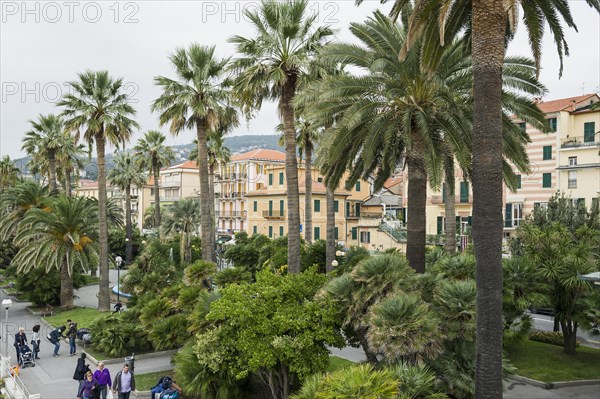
[112,364,135,399]
[48,325,65,357]
[66,319,77,356]
[14,327,27,364]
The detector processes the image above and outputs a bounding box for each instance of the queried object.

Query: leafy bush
[91,314,152,357]
[148,314,191,351]
[16,268,86,306]
[529,330,579,347]
[214,267,252,287]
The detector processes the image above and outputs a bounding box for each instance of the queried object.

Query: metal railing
[216,211,246,218]
[379,222,407,242]
[561,135,598,148]
[263,211,285,220]
[1,354,35,399]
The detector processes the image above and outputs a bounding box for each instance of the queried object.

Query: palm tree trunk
[60,257,74,310]
[326,187,335,273]
[153,159,161,229]
[96,133,110,311]
[197,119,215,263]
[406,134,427,274]
[281,77,301,274]
[561,319,577,354]
[48,149,57,193]
[472,2,507,397]
[304,142,313,243]
[444,155,456,254]
[208,164,216,233]
[125,183,133,263]
[65,166,72,197]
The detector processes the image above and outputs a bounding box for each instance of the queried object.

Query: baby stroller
[19,345,35,368]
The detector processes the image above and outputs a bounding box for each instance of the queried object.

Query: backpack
[159,389,179,399]
[161,377,172,390]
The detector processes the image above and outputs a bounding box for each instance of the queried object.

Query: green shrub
[214,267,252,287]
[16,268,86,306]
[529,330,579,347]
[91,314,152,357]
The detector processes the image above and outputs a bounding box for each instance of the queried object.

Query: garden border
[82,349,178,366]
[509,374,600,390]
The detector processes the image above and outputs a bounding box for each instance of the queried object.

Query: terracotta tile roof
[537,94,599,114]
[231,149,286,162]
[163,160,198,170]
[383,177,403,189]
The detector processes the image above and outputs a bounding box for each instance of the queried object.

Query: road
[530,313,600,349]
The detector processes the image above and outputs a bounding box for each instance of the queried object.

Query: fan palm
[360,0,600,393]
[58,70,139,311]
[56,136,87,197]
[11,195,99,309]
[0,180,53,241]
[108,152,147,263]
[22,114,71,192]
[0,156,20,192]
[152,44,238,263]
[162,198,202,266]
[134,130,175,229]
[228,0,334,273]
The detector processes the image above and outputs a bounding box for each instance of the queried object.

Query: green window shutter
[334,200,339,212]
[516,175,522,189]
[279,172,284,185]
[505,204,513,228]
[346,202,350,217]
[351,227,357,240]
[460,181,469,203]
[279,226,284,237]
[268,226,273,238]
[542,173,552,188]
[280,200,284,216]
[584,122,596,142]
[334,227,338,240]
[314,227,320,240]
[442,184,446,203]
[577,198,585,208]
[534,202,540,209]
[592,197,599,210]
[355,203,360,217]
[542,146,552,160]
[548,118,557,132]
[314,199,320,212]
[518,122,526,131]
[468,216,472,226]
[355,181,361,191]
[456,215,461,233]
[253,226,257,235]
[367,232,370,243]
[253,201,257,212]
[269,173,273,185]
[269,200,273,216]
[402,207,406,223]
[437,216,443,235]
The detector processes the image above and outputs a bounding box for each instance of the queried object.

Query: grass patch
[327,356,354,373]
[135,370,174,391]
[506,340,600,382]
[82,275,100,285]
[44,307,107,329]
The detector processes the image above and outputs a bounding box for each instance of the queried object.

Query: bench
[40,304,54,317]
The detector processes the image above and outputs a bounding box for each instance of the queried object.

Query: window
[334,227,339,240]
[268,226,273,238]
[253,201,258,212]
[584,122,596,143]
[334,200,339,212]
[437,216,443,235]
[269,173,273,185]
[568,171,577,189]
[279,226,284,237]
[280,200,285,216]
[351,227,357,240]
[592,197,599,210]
[317,176,323,183]
[268,200,273,216]
[548,117,557,132]
[542,173,552,188]
[542,146,552,160]
[279,172,284,185]
[460,181,469,203]
[355,181,361,191]
[253,226,257,235]
[569,156,578,166]
[513,203,523,227]
[314,227,320,240]
[314,199,321,212]
[360,231,371,243]
[576,198,585,208]
[516,175,522,189]
[518,122,526,131]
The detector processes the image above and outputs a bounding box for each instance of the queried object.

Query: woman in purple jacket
[93,362,112,399]
[77,371,99,399]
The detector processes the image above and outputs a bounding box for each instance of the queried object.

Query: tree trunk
[358,328,379,365]
[561,319,578,355]
[304,142,313,243]
[48,149,57,193]
[153,158,161,229]
[65,165,72,197]
[472,2,507,397]
[444,155,456,254]
[326,187,335,273]
[96,133,110,311]
[406,134,427,274]
[208,164,216,234]
[125,184,133,263]
[197,119,215,262]
[59,257,74,310]
[281,77,301,273]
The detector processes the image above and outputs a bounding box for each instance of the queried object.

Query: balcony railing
[159,196,180,202]
[263,210,285,220]
[561,135,598,148]
[431,195,471,204]
[216,211,247,218]
[360,212,383,219]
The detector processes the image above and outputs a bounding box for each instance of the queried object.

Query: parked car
[528,307,555,316]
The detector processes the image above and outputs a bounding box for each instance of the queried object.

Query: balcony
[263,211,285,220]
[159,181,181,188]
[159,196,180,202]
[216,211,247,218]
[360,212,383,219]
[561,135,599,149]
[431,195,471,204]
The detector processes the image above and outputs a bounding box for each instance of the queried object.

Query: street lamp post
[2,299,12,360]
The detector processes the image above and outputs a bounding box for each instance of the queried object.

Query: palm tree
[57,136,87,197]
[22,114,71,193]
[0,156,20,192]
[108,152,147,263]
[134,130,175,229]
[365,2,600,392]
[229,0,333,273]
[0,180,53,241]
[161,198,202,266]
[58,70,139,311]
[11,195,99,309]
[152,44,238,263]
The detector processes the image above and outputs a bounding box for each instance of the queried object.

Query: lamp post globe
[331,259,339,268]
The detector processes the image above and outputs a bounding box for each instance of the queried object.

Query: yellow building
[153,160,201,206]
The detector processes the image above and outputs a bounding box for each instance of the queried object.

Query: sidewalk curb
[509,375,600,390]
[83,349,178,366]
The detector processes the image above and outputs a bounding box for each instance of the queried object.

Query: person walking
[13,327,28,364]
[93,362,112,399]
[77,371,99,399]
[48,325,66,357]
[73,353,89,391]
[66,319,78,356]
[31,325,41,359]
[112,363,135,399]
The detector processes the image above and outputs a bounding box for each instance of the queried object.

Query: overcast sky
[1,1,599,159]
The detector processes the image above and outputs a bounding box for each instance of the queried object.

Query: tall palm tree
[57,136,87,197]
[0,180,53,241]
[162,198,202,266]
[22,114,70,193]
[229,0,333,273]
[58,70,139,311]
[12,195,99,309]
[152,44,238,263]
[0,156,20,192]
[108,152,147,263]
[134,130,175,229]
[357,0,600,395]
